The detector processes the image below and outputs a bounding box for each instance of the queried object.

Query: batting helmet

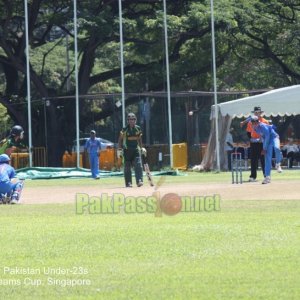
[0,154,11,163]
[127,113,136,120]
[10,125,24,137]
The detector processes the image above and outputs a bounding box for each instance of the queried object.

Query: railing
[10,147,47,169]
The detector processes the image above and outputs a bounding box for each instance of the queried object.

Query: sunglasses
[128,118,136,121]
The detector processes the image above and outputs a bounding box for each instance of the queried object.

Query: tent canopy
[212,85,300,118]
[202,85,300,171]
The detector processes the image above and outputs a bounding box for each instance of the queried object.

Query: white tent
[200,85,300,171]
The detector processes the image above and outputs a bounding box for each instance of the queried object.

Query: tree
[0,0,299,165]
[218,0,300,89]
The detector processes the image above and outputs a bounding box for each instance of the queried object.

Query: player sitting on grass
[0,154,24,204]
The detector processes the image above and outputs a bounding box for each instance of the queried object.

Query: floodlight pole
[73,0,80,168]
[24,0,33,167]
[118,0,126,127]
[163,0,173,168]
[210,0,220,172]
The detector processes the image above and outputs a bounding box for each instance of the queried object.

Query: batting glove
[141,147,147,157]
[117,148,123,159]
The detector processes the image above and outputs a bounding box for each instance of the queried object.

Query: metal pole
[66,34,70,92]
[73,0,80,168]
[231,153,234,184]
[163,0,173,168]
[194,100,199,144]
[118,0,126,127]
[24,0,33,167]
[145,82,150,145]
[210,0,220,172]
[43,99,48,158]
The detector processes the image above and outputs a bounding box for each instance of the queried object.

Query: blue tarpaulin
[16,167,180,180]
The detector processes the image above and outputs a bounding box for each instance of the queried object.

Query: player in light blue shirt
[84,130,101,179]
[251,116,282,184]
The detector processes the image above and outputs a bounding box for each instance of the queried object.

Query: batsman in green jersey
[117,113,146,187]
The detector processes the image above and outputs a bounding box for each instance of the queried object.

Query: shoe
[137,180,143,187]
[276,163,282,173]
[10,192,19,204]
[94,176,100,180]
[262,176,271,184]
[126,183,132,188]
[248,177,257,182]
[10,198,19,204]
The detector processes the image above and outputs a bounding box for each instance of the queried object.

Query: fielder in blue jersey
[84,130,101,179]
[0,154,24,204]
[250,116,282,184]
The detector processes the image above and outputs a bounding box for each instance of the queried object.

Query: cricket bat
[144,162,154,186]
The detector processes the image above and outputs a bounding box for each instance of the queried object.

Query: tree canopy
[0,0,299,164]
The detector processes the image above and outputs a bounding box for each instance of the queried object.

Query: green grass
[21,168,300,188]
[1,172,300,299]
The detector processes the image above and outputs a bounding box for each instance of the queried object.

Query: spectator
[282,138,299,168]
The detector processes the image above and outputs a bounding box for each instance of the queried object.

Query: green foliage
[30,40,75,92]
[0,0,300,164]
[0,172,300,299]
[0,104,13,139]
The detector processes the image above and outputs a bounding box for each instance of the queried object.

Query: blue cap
[0,154,10,163]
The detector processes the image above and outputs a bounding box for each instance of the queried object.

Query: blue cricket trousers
[265,136,282,177]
